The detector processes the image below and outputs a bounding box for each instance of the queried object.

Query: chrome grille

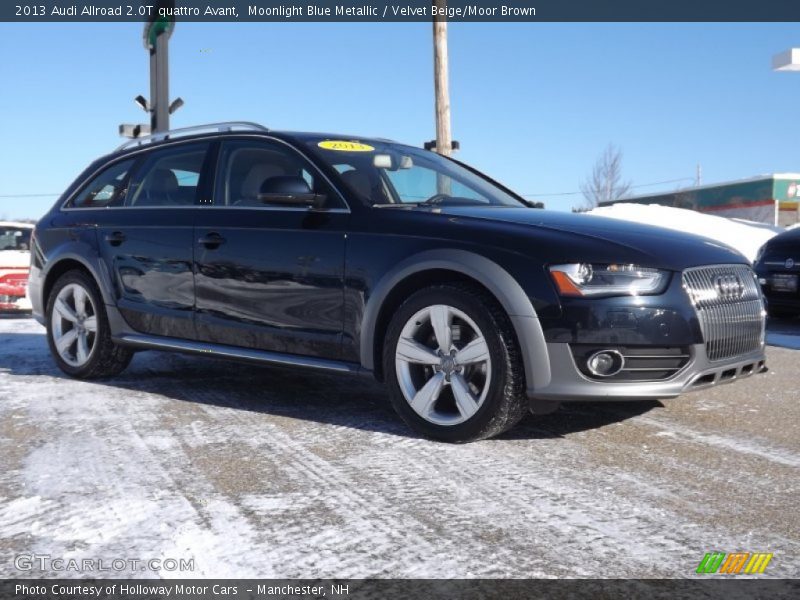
[682,265,765,362]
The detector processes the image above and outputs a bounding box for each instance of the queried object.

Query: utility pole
[773,48,800,226]
[696,163,702,187]
[433,0,452,158]
[425,0,461,195]
[120,1,182,138]
[425,1,459,156]
[148,11,173,133]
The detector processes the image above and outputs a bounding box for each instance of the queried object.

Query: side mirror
[258,176,326,209]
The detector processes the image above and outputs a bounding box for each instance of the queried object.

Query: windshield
[306,138,525,208]
[0,226,32,251]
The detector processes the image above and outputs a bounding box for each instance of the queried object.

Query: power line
[522,177,696,198]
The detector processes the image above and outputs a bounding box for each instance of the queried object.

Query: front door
[193,139,349,359]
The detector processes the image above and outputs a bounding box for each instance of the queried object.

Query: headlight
[549,263,669,297]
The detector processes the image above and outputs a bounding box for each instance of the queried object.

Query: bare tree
[580,144,632,208]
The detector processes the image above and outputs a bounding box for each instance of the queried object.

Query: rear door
[95,142,212,338]
[193,138,349,359]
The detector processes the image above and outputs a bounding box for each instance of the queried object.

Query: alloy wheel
[395,304,492,426]
[50,283,98,367]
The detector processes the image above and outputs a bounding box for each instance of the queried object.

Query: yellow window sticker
[318,140,375,152]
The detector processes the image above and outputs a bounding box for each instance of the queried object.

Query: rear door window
[126,144,209,207]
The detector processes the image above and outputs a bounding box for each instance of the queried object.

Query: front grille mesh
[682,265,765,362]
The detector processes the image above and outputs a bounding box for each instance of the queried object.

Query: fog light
[586,350,625,377]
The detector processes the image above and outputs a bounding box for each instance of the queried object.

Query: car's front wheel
[383,283,529,442]
[46,270,133,379]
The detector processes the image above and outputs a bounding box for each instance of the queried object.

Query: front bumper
[755,262,800,313]
[530,342,766,402]
[762,291,800,313]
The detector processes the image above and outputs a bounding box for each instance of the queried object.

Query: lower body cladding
[530,342,767,402]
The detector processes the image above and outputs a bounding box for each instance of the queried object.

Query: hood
[765,226,800,246]
[434,207,749,269]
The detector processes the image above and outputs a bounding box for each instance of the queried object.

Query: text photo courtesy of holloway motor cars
[1,1,799,598]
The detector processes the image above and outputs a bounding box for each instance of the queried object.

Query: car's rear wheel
[46,270,133,378]
[383,283,528,442]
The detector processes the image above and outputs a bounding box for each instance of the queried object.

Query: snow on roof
[588,203,782,262]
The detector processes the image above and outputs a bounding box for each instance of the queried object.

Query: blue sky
[1,22,799,219]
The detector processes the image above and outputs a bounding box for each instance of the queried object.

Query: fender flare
[359,248,551,392]
[41,243,116,307]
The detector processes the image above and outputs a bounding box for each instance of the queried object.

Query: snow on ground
[1,317,799,578]
[588,204,783,262]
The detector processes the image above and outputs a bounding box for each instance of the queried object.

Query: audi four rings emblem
[714,274,745,299]
[786,258,795,269]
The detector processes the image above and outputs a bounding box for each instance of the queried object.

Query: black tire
[45,269,133,379]
[382,282,528,443]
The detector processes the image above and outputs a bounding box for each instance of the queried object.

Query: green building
[600,174,800,226]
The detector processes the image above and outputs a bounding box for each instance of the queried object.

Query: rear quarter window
[69,159,136,209]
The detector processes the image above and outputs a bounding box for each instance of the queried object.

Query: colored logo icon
[696,552,773,574]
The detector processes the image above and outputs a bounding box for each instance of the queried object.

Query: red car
[0,221,34,312]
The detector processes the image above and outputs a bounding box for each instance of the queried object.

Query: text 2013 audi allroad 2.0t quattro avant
[29,122,768,442]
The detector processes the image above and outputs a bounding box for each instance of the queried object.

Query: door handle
[104,231,126,246]
[198,233,226,249]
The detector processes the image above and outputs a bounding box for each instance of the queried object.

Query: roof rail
[115,121,268,151]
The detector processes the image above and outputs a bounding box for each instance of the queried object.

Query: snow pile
[587,203,783,262]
